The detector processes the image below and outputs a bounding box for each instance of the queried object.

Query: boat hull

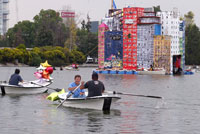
[138,70,166,75]
[65,66,79,71]
[0,86,48,95]
[0,80,52,95]
[58,93,121,111]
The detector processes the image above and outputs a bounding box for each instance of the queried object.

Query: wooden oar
[107,91,163,99]
[56,84,81,108]
[30,82,62,92]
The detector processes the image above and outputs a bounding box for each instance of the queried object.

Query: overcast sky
[9,0,200,28]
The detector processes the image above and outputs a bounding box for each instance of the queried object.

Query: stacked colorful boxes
[179,21,185,71]
[137,24,154,69]
[103,9,123,31]
[98,7,185,75]
[104,31,123,69]
[153,35,171,74]
[98,23,109,69]
[137,12,161,69]
[122,7,144,70]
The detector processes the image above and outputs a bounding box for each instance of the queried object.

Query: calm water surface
[0,67,200,134]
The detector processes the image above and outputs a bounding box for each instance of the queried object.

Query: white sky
[9,0,200,28]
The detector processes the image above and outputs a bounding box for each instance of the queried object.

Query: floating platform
[93,70,138,75]
[184,71,194,75]
[94,69,194,75]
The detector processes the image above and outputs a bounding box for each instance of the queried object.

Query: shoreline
[0,63,29,67]
[0,63,99,68]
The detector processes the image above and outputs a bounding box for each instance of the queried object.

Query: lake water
[0,67,200,134]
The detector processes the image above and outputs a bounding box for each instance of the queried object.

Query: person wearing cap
[80,72,105,97]
[9,69,23,86]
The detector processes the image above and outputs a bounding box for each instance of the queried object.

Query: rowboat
[0,79,52,95]
[65,66,79,71]
[58,92,121,111]
[137,69,166,75]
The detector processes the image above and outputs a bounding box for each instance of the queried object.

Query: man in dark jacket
[81,72,105,97]
[9,69,23,85]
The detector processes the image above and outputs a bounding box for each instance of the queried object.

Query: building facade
[154,35,171,74]
[0,0,9,35]
[137,11,161,69]
[157,8,185,73]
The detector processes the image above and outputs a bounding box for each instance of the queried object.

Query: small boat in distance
[137,69,166,75]
[65,64,79,71]
[57,92,121,111]
[0,79,52,95]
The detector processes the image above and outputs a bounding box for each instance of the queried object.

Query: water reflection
[120,110,138,134]
[99,74,137,91]
[86,111,103,133]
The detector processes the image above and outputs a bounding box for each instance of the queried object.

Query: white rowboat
[137,70,166,75]
[65,66,79,71]
[58,92,121,111]
[0,79,52,95]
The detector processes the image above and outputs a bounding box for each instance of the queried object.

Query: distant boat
[0,79,52,95]
[65,66,79,71]
[137,70,166,75]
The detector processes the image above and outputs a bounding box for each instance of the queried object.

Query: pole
[111,0,113,9]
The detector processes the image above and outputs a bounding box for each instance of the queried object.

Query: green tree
[81,20,86,30]
[0,35,8,47]
[17,44,26,50]
[29,51,42,66]
[1,48,16,63]
[71,50,85,64]
[13,48,24,63]
[43,49,66,66]
[36,27,54,46]
[86,15,91,32]
[76,28,98,58]
[6,21,35,47]
[185,24,200,65]
[184,11,194,27]
[64,20,77,51]
[0,49,3,61]
[153,6,161,13]
[34,9,67,47]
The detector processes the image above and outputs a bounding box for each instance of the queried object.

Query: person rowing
[80,72,105,97]
[68,75,85,98]
[9,69,24,86]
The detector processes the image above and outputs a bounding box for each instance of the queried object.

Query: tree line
[0,9,98,66]
[184,11,200,65]
[0,44,85,66]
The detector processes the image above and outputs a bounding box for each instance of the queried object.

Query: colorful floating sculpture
[34,61,53,80]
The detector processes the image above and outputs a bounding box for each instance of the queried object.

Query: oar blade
[54,88,62,92]
[146,95,162,99]
[113,91,162,99]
